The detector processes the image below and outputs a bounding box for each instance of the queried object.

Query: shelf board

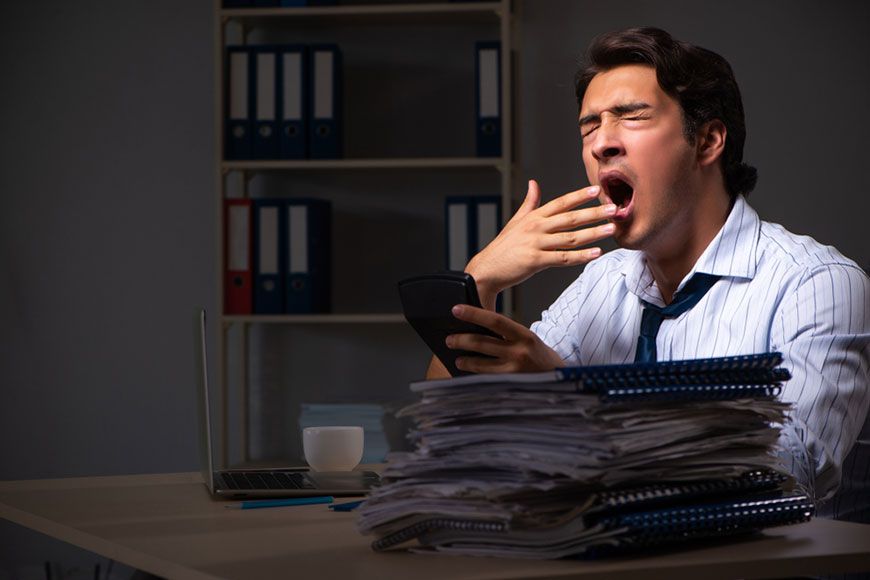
[222,313,407,324]
[221,157,507,172]
[220,2,504,24]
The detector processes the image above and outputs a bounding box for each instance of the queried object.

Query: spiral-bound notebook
[364,353,807,558]
[371,471,814,557]
[412,352,791,404]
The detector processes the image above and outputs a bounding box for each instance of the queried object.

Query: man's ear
[696,119,727,167]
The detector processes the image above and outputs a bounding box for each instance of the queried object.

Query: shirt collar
[622,195,760,304]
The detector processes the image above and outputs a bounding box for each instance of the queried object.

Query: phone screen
[398,272,498,376]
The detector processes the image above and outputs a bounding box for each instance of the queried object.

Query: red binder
[224,198,253,314]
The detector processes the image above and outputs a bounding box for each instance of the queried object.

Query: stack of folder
[299,403,389,463]
[225,44,343,160]
[357,353,814,558]
[224,197,331,315]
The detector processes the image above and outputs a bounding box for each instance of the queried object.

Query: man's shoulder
[757,219,865,278]
[583,247,638,275]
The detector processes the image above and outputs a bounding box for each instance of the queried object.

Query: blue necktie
[634,273,721,363]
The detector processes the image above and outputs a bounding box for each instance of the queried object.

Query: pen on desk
[328,499,364,512]
[226,496,334,510]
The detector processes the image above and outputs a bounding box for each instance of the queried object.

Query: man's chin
[611,228,641,250]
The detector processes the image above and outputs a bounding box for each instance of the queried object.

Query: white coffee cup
[302,426,364,472]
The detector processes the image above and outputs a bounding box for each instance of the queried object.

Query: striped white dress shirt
[530,195,870,521]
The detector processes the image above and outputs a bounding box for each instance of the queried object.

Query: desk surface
[2,472,870,580]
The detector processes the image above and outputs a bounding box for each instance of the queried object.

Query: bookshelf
[214,0,520,467]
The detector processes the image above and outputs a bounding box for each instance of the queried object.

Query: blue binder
[278,45,308,159]
[253,46,280,159]
[253,199,285,314]
[475,41,502,157]
[309,44,343,159]
[444,196,501,271]
[285,199,332,313]
[225,46,253,160]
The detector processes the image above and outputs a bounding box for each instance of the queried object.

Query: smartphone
[398,272,499,377]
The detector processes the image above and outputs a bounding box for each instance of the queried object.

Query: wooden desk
[1,472,869,580]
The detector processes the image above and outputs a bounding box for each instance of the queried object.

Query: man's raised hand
[465,179,615,307]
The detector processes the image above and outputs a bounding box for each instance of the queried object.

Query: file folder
[224,199,253,315]
[253,46,280,159]
[309,45,343,159]
[475,41,502,157]
[278,45,308,159]
[225,46,253,160]
[285,199,332,313]
[445,196,501,271]
[253,199,285,314]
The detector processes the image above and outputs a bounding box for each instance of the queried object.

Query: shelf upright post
[240,170,252,464]
[215,0,230,469]
[499,0,515,317]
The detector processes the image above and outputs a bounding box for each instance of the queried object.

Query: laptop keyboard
[220,471,315,490]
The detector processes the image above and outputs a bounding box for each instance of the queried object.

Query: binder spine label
[313,50,334,119]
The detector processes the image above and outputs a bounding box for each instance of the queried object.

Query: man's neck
[646,192,733,304]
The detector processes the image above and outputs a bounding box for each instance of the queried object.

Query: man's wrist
[465,261,501,311]
[471,277,498,311]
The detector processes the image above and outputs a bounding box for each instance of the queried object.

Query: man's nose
[590,123,625,162]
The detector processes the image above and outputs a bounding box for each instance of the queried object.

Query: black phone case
[398,272,498,377]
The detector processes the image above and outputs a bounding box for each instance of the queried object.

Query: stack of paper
[299,403,389,463]
[357,353,813,558]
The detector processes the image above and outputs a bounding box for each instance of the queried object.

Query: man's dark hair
[575,27,758,198]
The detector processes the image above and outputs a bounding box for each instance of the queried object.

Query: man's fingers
[539,185,601,217]
[541,223,615,250]
[451,305,527,338]
[510,179,542,222]
[446,333,506,358]
[547,203,617,233]
[455,355,513,374]
[543,247,603,267]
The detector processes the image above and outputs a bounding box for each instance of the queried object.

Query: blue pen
[226,496,334,510]
[328,499,364,512]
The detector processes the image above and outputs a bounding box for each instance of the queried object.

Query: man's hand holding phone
[446,304,564,374]
[413,180,614,378]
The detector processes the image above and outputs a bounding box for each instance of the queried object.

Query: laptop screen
[194,308,216,493]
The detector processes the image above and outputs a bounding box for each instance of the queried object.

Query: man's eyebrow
[578,102,652,127]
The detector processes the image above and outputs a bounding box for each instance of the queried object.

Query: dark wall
[0,1,215,575]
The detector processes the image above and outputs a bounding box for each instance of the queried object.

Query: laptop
[194,308,381,499]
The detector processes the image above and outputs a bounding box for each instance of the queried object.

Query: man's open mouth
[600,172,635,220]
[601,174,634,208]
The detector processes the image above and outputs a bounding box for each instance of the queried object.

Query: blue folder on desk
[225,46,254,160]
[309,44,343,159]
[475,41,501,157]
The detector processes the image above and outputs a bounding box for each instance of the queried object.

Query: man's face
[580,64,699,254]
